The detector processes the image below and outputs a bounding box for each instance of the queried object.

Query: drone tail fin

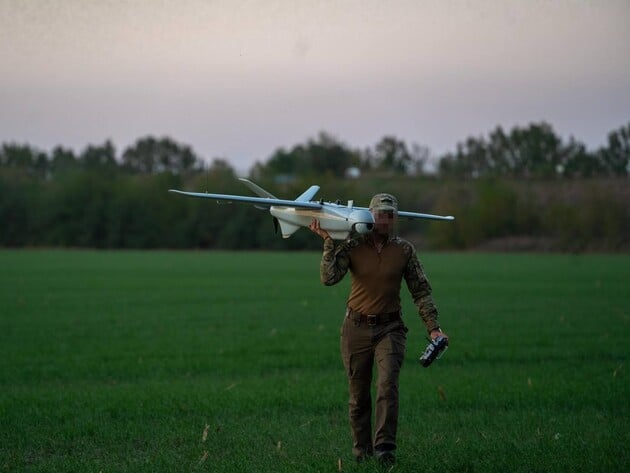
[277,220,300,239]
[238,178,278,199]
[295,185,320,202]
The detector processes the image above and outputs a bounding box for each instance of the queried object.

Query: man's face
[372,209,397,236]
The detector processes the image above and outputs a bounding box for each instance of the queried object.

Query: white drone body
[169,178,454,240]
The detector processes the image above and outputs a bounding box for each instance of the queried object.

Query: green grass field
[1,250,628,472]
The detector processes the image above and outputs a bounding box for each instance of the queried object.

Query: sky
[1,0,629,172]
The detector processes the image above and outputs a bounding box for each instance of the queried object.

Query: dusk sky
[1,0,629,172]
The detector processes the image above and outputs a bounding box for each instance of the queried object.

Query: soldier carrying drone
[309,193,449,467]
[171,180,451,465]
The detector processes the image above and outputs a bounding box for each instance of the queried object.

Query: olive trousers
[340,313,408,458]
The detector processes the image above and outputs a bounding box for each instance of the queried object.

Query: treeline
[4,122,627,180]
[438,122,629,179]
[1,122,628,251]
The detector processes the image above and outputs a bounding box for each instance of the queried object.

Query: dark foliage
[1,123,628,250]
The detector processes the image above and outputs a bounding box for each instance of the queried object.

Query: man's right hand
[309,218,330,240]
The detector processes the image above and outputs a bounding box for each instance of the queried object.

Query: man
[309,193,448,466]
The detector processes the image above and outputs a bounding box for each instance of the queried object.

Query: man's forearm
[320,237,348,286]
[417,296,440,333]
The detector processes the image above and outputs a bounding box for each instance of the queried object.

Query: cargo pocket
[376,328,407,372]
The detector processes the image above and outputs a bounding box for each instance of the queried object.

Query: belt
[346,308,402,326]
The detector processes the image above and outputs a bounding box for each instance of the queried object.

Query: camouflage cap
[369,193,398,211]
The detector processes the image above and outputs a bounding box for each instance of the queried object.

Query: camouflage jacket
[320,234,440,333]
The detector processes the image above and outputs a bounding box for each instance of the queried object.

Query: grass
[0,250,628,472]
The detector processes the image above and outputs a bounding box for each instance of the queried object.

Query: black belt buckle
[366,314,377,326]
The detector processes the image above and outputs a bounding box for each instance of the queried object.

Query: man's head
[369,193,398,236]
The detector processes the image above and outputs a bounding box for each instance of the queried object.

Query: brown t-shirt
[320,234,440,333]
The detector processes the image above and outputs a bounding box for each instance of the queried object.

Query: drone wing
[168,189,322,209]
[348,205,454,222]
[397,210,455,221]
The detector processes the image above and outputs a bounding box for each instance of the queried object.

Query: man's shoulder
[391,235,412,245]
[391,236,416,256]
[335,234,365,251]
[350,234,371,246]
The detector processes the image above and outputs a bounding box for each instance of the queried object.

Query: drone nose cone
[349,209,375,234]
[353,222,372,234]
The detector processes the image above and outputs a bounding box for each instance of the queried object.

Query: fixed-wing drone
[169,178,454,240]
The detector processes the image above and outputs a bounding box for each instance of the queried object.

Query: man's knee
[348,377,372,405]
[376,377,400,401]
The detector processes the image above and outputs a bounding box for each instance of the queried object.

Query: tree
[560,139,605,178]
[599,122,630,176]
[306,132,359,176]
[258,132,359,178]
[80,140,117,171]
[507,123,564,178]
[438,136,489,178]
[409,143,432,175]
[50,146,79,176]
[439,122,585,179]
[373,136,413,174]
[122,136,200,174]
[0,143,48,178]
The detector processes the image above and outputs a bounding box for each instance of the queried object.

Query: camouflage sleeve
[402,243,440,333]
[320,237,351,286]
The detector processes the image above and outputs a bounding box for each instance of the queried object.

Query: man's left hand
[419,331,449,367]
